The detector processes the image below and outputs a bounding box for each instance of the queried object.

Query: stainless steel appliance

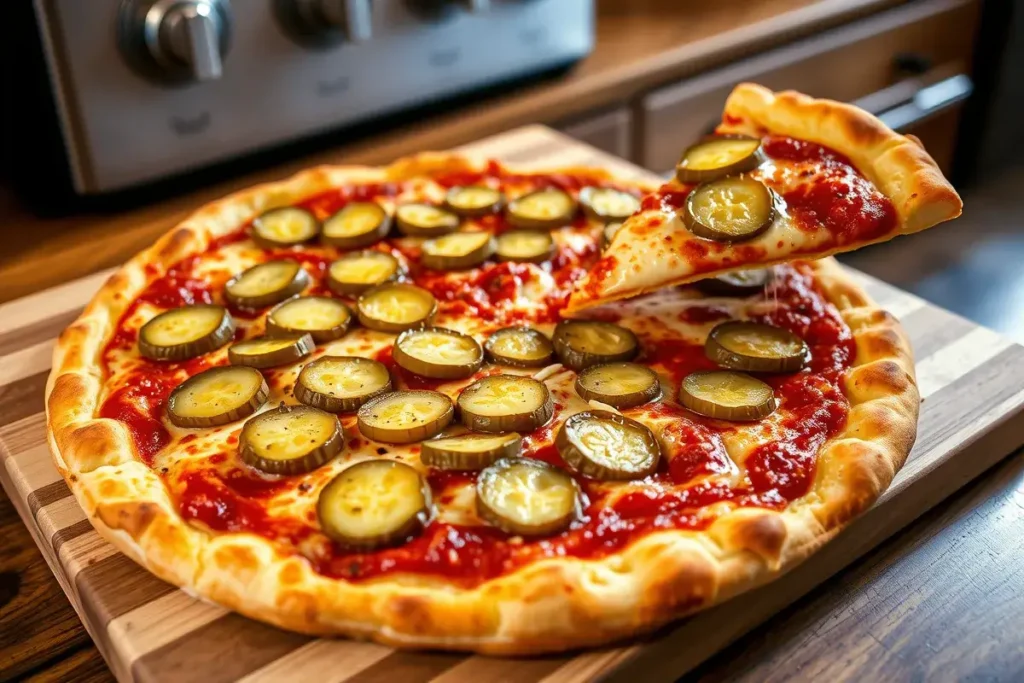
[21,0,594,197]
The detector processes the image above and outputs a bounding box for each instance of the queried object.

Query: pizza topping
[224,261,309,310]
[493,230,555,264]
[228,333,315,369]
[327,250,402,296]
[357,390,454,443]
[552,320,639,371]
[556,410,661,481]
[266,296,352,343]
[138,304,235,361]
[706,321,810,373]
[420,231,495,271]
[295,356,392,412]
[601,221,623,250]
[395,203,461,237]
[506,188,577,230]
[484,326,554,367]
[444,185,505,217]
[574,362,661,409]
[458,375,553,433]
[321,202,391,249]
[683,176,776,243]
[251,207,321,248]
[421,432,522,470]
[166,366,268,428]
[695,268,773,296]
[679,370,778,421]
[240,404,344,475]
[318,460,431,550]
[579,187,641,223]
[393,327,483,379]
[675,134,764,184]
[476,458,580,537]
[356,283,437,333]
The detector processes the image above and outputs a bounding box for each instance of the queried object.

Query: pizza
[47,91,925,654]
[565,83,963,312]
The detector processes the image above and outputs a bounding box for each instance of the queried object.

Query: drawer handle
[867,74,973,132]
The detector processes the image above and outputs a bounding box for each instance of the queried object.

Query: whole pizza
[46,84,960,653]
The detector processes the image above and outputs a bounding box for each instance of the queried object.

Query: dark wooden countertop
[0,0,906,305]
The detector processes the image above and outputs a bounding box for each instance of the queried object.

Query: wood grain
[1,126,1023,683]
[0,0,908,304]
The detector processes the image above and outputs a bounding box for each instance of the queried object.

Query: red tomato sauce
[100,158,856,588]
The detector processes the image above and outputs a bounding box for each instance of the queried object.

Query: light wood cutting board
[1,126,1023,683]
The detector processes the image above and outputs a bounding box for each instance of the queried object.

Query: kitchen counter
[0,0,910,305]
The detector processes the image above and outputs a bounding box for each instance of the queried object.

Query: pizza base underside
[46,152,920,654]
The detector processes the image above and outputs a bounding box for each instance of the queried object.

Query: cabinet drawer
[558,107,634,161]
[639,0,979,173]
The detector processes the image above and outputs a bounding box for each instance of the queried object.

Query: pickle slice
[579,187,641,223]
[444,186,505,218]
[706,321,810,373]
[357,283,437,333]
[225,261,310,310]
[484,326,554,368]
[357,390,454,443]
[679,370,777,421]
[552,320,639,371]
[684,176,776,243]
[228,333,314,369]
[476,458,579,537]
[494,230,555,264]
[138,304,235,361]
[395,203,461,237]
[240,404,344,475]
[575,362,661,409]
[167,366,268,428]
[421,231,495,271]
[676,134,765,184]
[695,268,772,296]
[318,460,431,549]
[393,327,483,379]
[251,207,321,248]
[266,296,353,343]
[295,356,392,412]
[327,250,402,296]
[556,410,660,481]
[421,432,522,470]
[458,375,553,433]
[601,221,623,250]
[322,202,391,249]
[507,188,577,230]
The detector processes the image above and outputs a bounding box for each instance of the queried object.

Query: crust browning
[45,152,918,653]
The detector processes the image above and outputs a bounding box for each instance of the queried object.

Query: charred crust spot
[158,227,196,261]
[97,501,158,539]
[852,359,911,396]
[861,327,905,360]
[388,595,435,634]
[641,557,716,621]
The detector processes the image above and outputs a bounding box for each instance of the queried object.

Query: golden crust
[563,83,963,313]
[46,151,918,653]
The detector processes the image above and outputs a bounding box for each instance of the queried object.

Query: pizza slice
[564,83,963,312]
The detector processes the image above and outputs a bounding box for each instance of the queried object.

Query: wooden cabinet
[638,0,979,174]
[558,107,634,161]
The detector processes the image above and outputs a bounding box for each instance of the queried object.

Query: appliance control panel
[34,0,593,194]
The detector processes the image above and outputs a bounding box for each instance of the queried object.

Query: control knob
[274,0,374,48]
[118,0,232,85]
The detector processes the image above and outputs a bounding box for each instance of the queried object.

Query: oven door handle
[853,69,973,133]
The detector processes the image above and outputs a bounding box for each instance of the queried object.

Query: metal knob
[274,0,373,48]
[118,0,232,85]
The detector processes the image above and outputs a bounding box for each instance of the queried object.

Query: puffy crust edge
[46,153,916,653]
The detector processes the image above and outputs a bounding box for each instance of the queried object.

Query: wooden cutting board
[2,126,1023,683]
